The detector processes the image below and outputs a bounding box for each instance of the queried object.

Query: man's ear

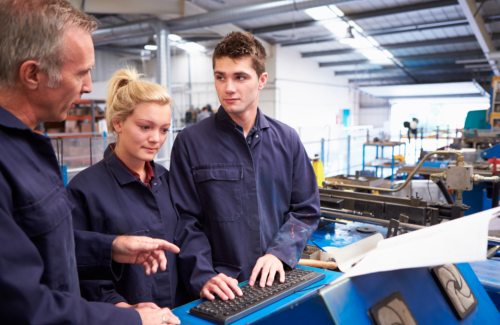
[258,72,268,90]
[18,60,42,90]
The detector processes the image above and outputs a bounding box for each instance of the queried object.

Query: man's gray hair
[0,0,97,88]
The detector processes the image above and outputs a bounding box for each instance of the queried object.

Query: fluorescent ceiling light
[176,42,205,53]
[339,37,372,49]
[361,48,389,61]
[328,5,344,17]
[366,36,380,47]
[168,34,182,42]
[360,82,489,98]
[389,97,490,105]
[324,21,350,36]
[304,6,338,20]
[144,44,157,50]
[382,49,394,58]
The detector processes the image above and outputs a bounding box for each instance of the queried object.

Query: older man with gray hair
[0,1,179,324]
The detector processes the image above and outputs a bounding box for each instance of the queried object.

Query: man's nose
[82,71,92,94]
[225,78,235,93]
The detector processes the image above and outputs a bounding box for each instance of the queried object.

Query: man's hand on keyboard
[249,254,285,288]
[200,273,243,301]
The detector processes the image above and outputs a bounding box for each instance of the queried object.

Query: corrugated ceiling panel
[370,25,473,45]
[337,0,436,14]
[284,41,352,53]
[355,5,463,31]
[311,52,368,63]
[238,11,311,29]
[372,26,473,44]
[321,63,391,71]
[389,42,480,57]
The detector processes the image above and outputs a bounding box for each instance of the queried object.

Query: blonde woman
[67,69,182,322]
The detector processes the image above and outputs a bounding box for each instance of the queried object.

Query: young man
[0,1,178,324]
[170,32,320,301]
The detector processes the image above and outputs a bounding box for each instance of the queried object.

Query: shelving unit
[489,76,500,127]
[362,142,406,182]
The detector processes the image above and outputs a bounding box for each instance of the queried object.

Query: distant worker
[404,118,419,143]
[196,104,212,123]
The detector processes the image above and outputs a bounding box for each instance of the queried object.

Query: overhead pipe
[166,0,358,32]
[92,21,154,43]
[92,0,358,41]
[93,33,153,47]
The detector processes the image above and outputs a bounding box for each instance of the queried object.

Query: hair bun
[113,69,140,89]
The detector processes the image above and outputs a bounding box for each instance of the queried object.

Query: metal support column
[154,22,173,163]
[321,138,325,164]
[347,135,351,175]
[420,127,423,153]
[391,145,395,182]
[91,100,95,137]
[362,144,366,171]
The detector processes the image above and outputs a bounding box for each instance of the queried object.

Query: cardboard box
[80,121,92,133]
[65,120,78,133]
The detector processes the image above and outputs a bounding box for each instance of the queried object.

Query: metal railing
[48,125,461,182]
[302,125,460,179]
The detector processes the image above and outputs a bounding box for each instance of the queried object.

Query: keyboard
[189,268,325,325]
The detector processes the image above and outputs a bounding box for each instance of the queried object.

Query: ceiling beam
[320,50,485,67]
[344,0,458,21]
[334,64,473,75]
[276,14,500,47]
[301,36,477,58]
[349,73,491,84]
[251,0,457,35]
[457,0,499,75]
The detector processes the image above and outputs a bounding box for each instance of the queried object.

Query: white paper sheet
[335,233,384,272]
[329,208,500,285]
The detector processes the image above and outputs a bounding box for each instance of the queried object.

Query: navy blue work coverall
[0,106,141,324]
[170,106,321,299]
[67,145,188,308]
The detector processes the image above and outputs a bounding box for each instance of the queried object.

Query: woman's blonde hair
[106,68,172,134]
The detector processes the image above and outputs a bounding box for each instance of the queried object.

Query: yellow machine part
[312,160,325,188]
[394,154,405,164]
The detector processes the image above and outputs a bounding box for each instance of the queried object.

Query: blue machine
[173,263,500,324]
[481,144,500,159]
[421,160,450,169]
[254,264,500,325]
[173,221,500,324]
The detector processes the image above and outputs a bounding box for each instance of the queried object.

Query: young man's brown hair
[212,31,267,77]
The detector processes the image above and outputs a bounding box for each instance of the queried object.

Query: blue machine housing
[255,264,500,325]
[481,144,500,159]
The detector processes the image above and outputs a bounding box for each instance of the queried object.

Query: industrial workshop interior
[9,0,500,324]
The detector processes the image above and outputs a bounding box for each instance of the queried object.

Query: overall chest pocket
[193,165,243,222]
[13,186,75,290]
[13,186,73,238]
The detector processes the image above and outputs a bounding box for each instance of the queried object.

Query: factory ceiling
[75,0,500,90]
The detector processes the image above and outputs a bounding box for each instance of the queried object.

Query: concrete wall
[274,45,354,143]
[90,45,364,143]
[359,107,391,128]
